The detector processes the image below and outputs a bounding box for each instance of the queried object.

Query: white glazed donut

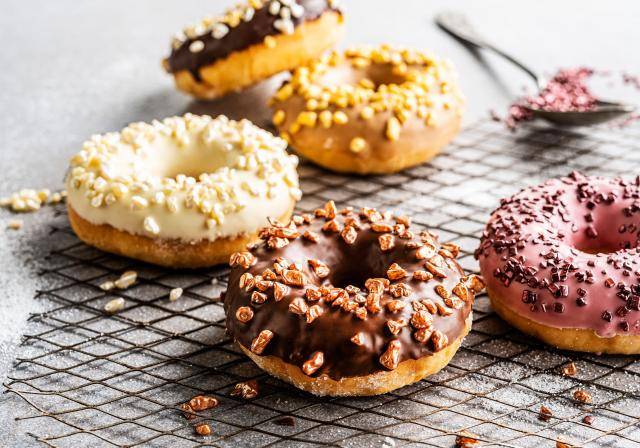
[65,114,301,268]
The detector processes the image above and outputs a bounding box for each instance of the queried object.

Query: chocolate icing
[166,0,341,75]
[476,171,640,337]
[224,204,479,380]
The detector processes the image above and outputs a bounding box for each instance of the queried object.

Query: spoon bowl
[524,100,636,126]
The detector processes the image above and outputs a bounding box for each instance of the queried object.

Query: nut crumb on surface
[104,297,125,314]
[195,423,211,436]
[573,389,592,403]
[169,287,183,301]
[562,362,578,376]
[230,380,259,399]
[7,219,23,230]
[455,430,479,447]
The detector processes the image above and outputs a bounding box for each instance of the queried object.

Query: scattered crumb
[273,416,295,427]
[538,405,553,422]
[104,297,125,314]
[114,270,137,289]
[456,430,480,447]
[573,389,592,404]
[169,287,183,301]
[230,380,259,399]
[195,423,211,436]
[562,362,578,376]
[7,219,23,230]
[582,415,594,425]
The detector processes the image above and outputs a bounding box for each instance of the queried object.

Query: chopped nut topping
[349,137,367,153]
[365,278,389,294]
[441,242,460,257]
[464,275,485,293]
[305,287,323,301]
[421,299,438,314]
[281,269,306,286]
[452,283,470,302]
[410,310,433,329]
[444,296,464,309]
[562,362,578,376]
[322,219,340,233]
[302,230,320,242]
[236,306,254,323]
[390,283,411,297]
[268,236,290,249]
[379,340,401,370]
[355,307,368,320]
[230,251,256,268]
[306,304,323,323]
[435,302,452,316]
[431,330,448,351]
[386,300,406,313]
[414,328,432,343]
[302,351,324,375]
[351,332,365,346]
[341,225,358,244]
[239,273,255,291]
[371,223,393,233]
[424,261,447,278]
[413,270,434,281]
[251,291,268,304]
[289,297,308,315]
[273,282,288,301]
[386,319,406,335]
[573,389,592,403]
[435,285,451,300]
[308,259,330,278]
[556,438,573,448]
[324,200,337,219]
[378,234,395,251]
[251,329,274,354]
[100,281,115,291]
[416,243,437,260]
[366,293,382,313]
[255,279,273,291]
[231,380,259,399]
[387,263,408,281]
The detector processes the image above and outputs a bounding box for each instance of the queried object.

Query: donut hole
[572,222,640,254]
[328,251,390,290]
[144,139,233,180]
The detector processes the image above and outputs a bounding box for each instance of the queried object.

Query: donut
[476,171,640,354]
[65,114,301,269]
[223,201,484,396]
[269,45,464,174]
[163,0,344,100]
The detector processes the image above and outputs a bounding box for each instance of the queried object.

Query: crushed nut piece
[411,310,433,329]
[431,330,448,351]
[387,263,407,281]
[302,230,320,242]
[195,423,211,436]
[189,395,218,412]
[379,340,401,370]
[302,351,324,375]
[7,219,23,230]
[239,273,255,291]
[539,405,553,422]
[229,251,256,268]
[282,269,306,286]
[573,389,592,403]
[273,282,288,301]
[231,380,259,399]
[251,291,268,304]
[308,259,330,278]
[236,306,254,323]
[289,297,308,315]
[341,225,358,244]
[251,330,274,354]
[379,234,395,251]
[351,332,365,345]
[413,270,434,281]
[306,304,323,323]
[455,431,479,447]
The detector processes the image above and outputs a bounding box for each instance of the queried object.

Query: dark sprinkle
[583,415,594,425]
[273,416,295,427]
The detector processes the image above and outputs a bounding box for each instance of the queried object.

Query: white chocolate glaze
[66,114,300,242]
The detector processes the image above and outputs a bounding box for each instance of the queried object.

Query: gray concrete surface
[2,1,640,445]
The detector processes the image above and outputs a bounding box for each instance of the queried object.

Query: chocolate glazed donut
[224,201,484,396]
[164,0,344,99]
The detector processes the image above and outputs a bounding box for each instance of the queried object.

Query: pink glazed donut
[476,171,640,354]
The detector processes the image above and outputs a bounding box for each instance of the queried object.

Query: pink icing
[476,171,640,337]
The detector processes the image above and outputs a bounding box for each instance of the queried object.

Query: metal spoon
[436,11,635,126]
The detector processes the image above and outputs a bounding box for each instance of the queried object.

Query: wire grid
[5,119,640,448]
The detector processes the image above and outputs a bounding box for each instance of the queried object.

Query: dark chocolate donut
[223,201,483,396]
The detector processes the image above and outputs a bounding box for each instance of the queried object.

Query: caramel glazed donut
[163,0,344,99]
[270,45,464,174]
[224,201,484,396]
[476,172,640,354]
[65,114,301,269]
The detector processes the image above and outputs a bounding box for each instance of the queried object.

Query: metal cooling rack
[5,119,640,448]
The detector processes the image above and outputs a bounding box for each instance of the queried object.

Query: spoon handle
[436,11,544,89]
